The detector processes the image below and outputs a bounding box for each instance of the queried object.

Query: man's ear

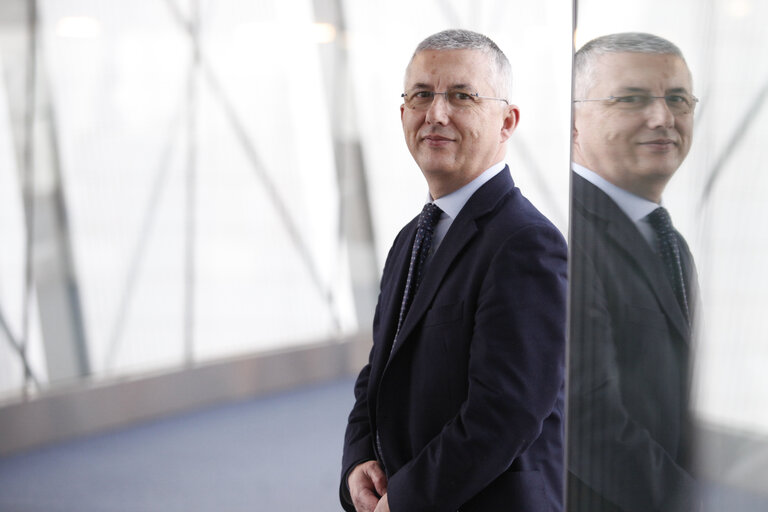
[500,105,520,143]
[572,115,580,148]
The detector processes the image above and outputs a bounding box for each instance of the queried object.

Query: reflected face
[401,49,519,198]
[572,52,694,202]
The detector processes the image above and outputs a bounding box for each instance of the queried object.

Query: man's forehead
[594,52,692,90]
[405,49,492,87]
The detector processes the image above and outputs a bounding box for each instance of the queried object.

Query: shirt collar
[572,162,660,222]
[429,161,506,219]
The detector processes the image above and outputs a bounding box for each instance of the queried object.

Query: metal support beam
[0,0,90,387]
[313,0,379,331]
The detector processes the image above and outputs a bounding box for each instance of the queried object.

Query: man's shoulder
[570,172,635,238]
[571,172,614,215]
[569,175,655,280]
[492,184,564,239]
[461,189,567,267]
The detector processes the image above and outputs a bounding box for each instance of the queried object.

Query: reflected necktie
[648,207,689,322]
[395,202,442,337]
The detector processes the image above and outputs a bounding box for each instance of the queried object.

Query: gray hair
[574,32,688,99]
[405,29,513,99]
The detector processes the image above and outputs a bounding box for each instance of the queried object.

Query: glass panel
[569,1,768,509]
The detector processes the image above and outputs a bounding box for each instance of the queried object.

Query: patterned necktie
[379,203,441,470]
[395,202,442,338]
[648,207,689,322]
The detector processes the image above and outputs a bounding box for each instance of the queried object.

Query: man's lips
[639,138,677,147]
[422,134,455,146]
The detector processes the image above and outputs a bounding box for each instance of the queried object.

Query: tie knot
[647,206,673,234]
[418,203,442,232]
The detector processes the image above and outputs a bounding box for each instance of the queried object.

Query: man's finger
[373,492,390,512]
[352,487,379,512]
[365,463,388,497]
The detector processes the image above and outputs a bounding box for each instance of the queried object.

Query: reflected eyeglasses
[572,93,698,115]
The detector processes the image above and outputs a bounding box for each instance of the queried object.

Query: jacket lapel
[387,169,514,362]
[369,220,419,384]
[573,173,690,342]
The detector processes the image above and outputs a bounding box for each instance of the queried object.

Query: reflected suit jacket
[340,168,568,512]
[567,172,699,512]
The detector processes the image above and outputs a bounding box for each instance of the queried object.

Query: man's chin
[646,162,682,179]
[416,155,457,172]
[420,165,459,179]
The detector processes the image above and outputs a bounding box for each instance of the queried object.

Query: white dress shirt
[426,161,507,256]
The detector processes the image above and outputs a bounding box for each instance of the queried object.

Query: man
[567,33,700,511]
[340,29,567,512]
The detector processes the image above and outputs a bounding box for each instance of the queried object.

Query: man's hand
[348,460,388,512]
[373,492,390,512]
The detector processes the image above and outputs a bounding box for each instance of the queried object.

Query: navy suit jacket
[567,172,699,512]
[341,168,568,512]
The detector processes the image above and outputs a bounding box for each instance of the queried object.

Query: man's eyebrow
[666,86,692,94]
[407,82,476,91]
[448,83,475,91]
[614,86,692,94]
[614,86,651,94]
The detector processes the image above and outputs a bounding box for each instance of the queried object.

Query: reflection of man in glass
[568,33,699,511]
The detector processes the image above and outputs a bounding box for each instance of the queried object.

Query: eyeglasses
[401,90,509,111]
[572,93,699,115]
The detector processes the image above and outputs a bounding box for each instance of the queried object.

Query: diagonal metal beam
[7,0,91,388]
[0,305,40,389]
[201,61,340,331]
[103,102,185,371]
[161,0,340,332]
[19,0,38,396]
[698,76,768,211]
[313,0,379,332]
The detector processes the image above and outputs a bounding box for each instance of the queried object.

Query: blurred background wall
[0,0,766,509]
[0,0,571,449]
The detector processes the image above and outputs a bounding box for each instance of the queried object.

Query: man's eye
[413,91,433,99]
[614,95,647,103]
[452,92,475,101]
[666,95,687,104]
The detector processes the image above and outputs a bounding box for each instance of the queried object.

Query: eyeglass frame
[401,90,509,110]
[572,93,699,114]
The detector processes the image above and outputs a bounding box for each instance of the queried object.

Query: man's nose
[646,97,675,128]
[425,93,451,124]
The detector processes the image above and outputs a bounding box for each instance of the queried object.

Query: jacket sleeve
[339,227,410,511]
[339,359,376,511]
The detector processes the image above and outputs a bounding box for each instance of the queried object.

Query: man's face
[401,49,519,199]
[572,52,694,202]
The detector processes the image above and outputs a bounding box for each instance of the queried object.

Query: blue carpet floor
[0,377,356,512]
[2,376,767,511]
